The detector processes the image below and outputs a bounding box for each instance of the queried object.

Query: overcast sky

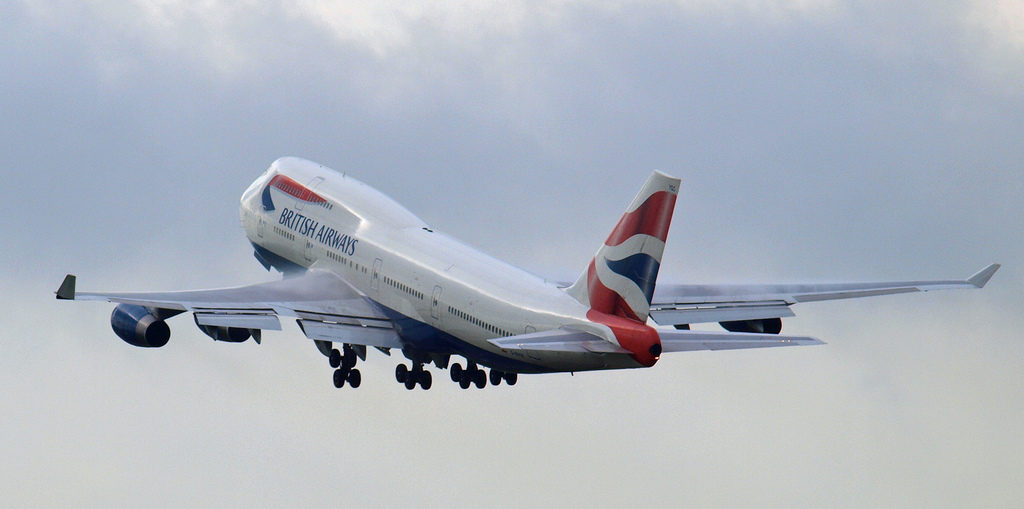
[2,1,1022,507]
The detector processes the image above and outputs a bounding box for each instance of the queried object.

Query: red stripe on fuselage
[604,191,677,246]
[269,175,327,204]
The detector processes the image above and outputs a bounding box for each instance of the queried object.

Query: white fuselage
[238,157,641,373]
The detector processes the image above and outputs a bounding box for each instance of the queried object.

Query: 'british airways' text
[278,208,358,256]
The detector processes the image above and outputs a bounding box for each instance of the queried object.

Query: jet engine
[719,317,783,335]
[192,315,256,343]
[195,324,253,343]
[111,304,171,347]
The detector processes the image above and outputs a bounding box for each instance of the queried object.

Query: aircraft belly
[374,303,642,374]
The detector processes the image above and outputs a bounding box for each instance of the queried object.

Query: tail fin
[566,171,680,323]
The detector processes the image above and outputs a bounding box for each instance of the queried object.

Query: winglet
[56,274,76,300]
[968,264,1000,288]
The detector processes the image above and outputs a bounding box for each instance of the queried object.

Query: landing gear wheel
[419,370,432,390]
[458,374,471,389]
[333,368,346,388]
[347,368,361,388]
[329,348,342,368]
[473,369,486,389]
[450,363,463,382]
[395,363,408,383]
[504,372,518,386]
[404,378,417,390]
[489,369,503,386]
[342,347,357,370]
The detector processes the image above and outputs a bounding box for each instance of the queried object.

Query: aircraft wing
[648,263,999,327]
[55,269,403,349]
[489,328,823,354]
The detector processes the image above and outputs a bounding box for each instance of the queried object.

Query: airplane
[56,157,1000,390]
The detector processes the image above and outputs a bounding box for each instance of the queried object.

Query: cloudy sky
[2,1,1022,507]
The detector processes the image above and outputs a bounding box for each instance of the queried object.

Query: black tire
[450,363,462,382]
[404,378,417,390]
[420,370,432,390]
[347,369,361,388]
[505,372,518,386]
[489,369,502,386]
[473,369,486,389]
[459,375,471,389]
[395,363,408,383]
[342,347,357,370]
[333,369,346,388]
[329,348,342,368]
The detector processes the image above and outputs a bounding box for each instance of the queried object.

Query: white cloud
[965,0,1024,93]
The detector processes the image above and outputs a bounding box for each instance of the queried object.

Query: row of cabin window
[324,250,369,275]
[271,226,369,276]
[273,226,295,241]
[446,305,510,337]
[383,276,424,300]
[326,250,349,265]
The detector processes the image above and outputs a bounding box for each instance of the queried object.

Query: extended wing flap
[194,312,282,331]
[296,320,403,349]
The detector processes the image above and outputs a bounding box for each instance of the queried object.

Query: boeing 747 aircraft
[56,158,999,390]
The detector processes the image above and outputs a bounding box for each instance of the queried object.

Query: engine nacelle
[111,304,171,347]
[720,318,782,335]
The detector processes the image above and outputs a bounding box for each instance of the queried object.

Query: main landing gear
[329,344,361,389]
[450,362,518,389]
[395,362,432,390]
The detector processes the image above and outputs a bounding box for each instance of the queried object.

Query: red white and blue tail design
[568,171,679,324]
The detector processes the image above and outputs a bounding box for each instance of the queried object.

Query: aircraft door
[523,325,541,360]
[257,216,265,238]
[431,286,443,320]
[371,258,382,291]
[304,239,315,262]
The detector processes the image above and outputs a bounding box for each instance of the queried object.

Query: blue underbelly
[375,303,552,374]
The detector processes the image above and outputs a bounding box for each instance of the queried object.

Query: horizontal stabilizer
[489,329,630,354]
[489,327,822,354]
[658,329,823,352]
